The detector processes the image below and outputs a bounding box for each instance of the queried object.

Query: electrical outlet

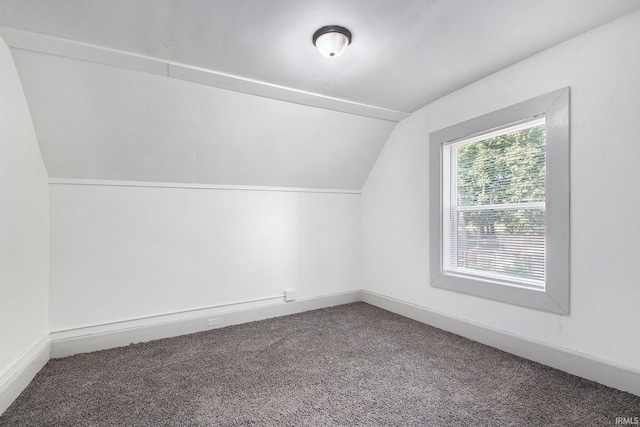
[207,318,220,327]
[284,289,296,302]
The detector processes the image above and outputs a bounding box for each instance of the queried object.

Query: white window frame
[429,88,570,314]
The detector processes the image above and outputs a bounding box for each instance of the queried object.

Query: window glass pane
[456,123,546,206]
[452,208,545,284]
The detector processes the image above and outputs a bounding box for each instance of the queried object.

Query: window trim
[429,88,570,314]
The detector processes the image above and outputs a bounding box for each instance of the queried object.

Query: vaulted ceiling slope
[2,1,640,189]
[12,49,394,189]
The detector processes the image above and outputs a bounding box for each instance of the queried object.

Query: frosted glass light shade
[313,26,351,58]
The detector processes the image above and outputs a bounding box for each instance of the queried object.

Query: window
[429,88,570,314]
[443,117,546,288]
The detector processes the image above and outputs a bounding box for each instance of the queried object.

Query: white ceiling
[2,0,639,112]
[2,0,640,189]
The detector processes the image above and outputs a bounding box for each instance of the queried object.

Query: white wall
[0,37,49,378]
[362,11,640,371]
[49,184,360,331]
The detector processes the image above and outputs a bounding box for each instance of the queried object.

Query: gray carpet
[1,303,639,426]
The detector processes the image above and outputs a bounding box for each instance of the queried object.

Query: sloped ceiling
[13,49,394,189]
[2,0,640,189]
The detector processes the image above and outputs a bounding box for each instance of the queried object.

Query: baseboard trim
[50,290,362,359]
[0,336,50,415]
[361,290,640,397]
[3,288,638,417]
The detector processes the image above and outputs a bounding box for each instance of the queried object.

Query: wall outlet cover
[284,289,296,302]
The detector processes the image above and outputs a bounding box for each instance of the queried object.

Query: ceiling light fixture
[313,25,352,58]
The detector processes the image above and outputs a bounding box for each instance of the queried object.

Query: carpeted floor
[1,303,639,426]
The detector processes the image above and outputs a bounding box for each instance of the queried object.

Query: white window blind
[442,117,546,289]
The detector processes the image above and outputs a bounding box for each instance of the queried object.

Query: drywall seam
[361,290,640,397]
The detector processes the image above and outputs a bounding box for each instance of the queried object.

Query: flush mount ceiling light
[313,25,352,58]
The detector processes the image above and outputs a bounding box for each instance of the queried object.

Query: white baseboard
[0,336,50,416]
[3,288,638,418]
[361,290,640,397]
[50,290,362,358]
